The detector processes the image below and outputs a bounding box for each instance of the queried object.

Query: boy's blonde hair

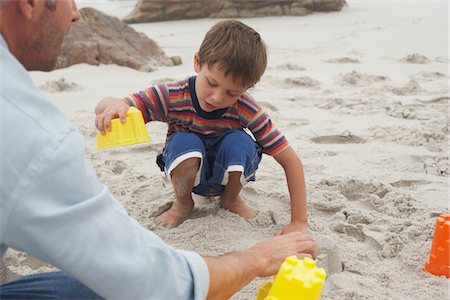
[198,20,267,88]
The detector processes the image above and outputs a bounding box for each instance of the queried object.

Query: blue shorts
[157,130,262,196]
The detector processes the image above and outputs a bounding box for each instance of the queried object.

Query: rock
[124,0,346,23]
[56,7,173,71]
[170,56,183,66]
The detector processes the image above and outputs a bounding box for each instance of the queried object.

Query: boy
[95,20,309,234]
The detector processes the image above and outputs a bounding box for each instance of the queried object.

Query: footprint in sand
[400,53,431,64]
[330,210,385,252]
[311,133,366,144]
[411,71,446,81]
[368,124,446,152]
[388,79,423,96]
[342,208,374,225]
[373,192,422,218]
[273,63,305,71]
[284,76,320,89]
[424,155,448,176]
[310,190,348,213]
[323,57,360,64]
[389,179,429,188]
[333,222,366,242]
[336,71,390,87]
[245,210,277,227]
[104,159,128,175]
[337,178,391,212]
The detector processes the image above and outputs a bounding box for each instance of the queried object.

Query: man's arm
[4,129,209,299]
[274,146,309,235]
[204,231,316,299]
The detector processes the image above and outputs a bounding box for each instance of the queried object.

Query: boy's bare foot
[156,200,194,228]
[220,195,257,219]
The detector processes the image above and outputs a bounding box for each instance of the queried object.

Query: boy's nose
[211,92,224,106]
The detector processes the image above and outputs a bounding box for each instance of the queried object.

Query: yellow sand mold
[96,107,151,149]
[256,256,326,300]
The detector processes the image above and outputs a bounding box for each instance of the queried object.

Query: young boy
[95,20,309,234]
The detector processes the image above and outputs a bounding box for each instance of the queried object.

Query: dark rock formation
[56,7,173,71]
[124,0,346,23]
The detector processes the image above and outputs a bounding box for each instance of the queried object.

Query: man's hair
[198,20,267,88]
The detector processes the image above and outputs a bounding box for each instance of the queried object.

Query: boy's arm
[273,146,309,235]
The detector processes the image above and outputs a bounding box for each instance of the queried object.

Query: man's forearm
[203,251,263,299]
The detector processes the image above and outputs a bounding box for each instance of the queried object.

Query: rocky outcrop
[124,0,346,23]
[56,7,173,71]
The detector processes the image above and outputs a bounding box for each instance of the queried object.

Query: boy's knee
[170,157,201,180]
[175,157,201,171]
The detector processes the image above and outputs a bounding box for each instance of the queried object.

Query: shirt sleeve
[239,94,289,156]
[125,83,170,123]
[3,129,209,300]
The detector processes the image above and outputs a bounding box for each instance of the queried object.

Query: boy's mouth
[202,100,217,110]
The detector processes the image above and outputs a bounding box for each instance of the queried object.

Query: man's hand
[247,231,316,277]
[204,231,316,299]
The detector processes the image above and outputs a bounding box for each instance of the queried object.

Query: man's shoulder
[1,98,78,174]
[0,64,76,153]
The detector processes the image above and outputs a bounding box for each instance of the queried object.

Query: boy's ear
[193,52,200,73]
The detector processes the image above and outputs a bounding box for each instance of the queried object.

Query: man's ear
[17,0,35,20]
[193,52,200,73]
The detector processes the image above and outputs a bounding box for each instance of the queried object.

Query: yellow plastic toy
[256,256,326,300]
[96,107,151,149]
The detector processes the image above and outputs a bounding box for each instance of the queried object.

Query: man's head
[193,20,267,112]
[0,0,80,71]
[197,20,267,89]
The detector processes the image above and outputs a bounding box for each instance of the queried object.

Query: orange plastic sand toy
[424,214,450,278]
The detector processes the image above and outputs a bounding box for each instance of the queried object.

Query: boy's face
[194,53,247,112]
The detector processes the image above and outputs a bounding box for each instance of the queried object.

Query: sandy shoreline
[2,2,449,299]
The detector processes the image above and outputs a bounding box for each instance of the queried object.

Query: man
[0,0,316,299]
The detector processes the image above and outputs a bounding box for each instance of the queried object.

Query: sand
[1,1,449,299]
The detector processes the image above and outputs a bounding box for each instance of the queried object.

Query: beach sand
[2,1,449,299]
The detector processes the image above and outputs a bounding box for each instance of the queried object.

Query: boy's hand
[274,221,308,236]
[94,97,130,135]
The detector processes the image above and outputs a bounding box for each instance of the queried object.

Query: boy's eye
[207,80,218,87]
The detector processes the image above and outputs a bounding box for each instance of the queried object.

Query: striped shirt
[126,76,289,156]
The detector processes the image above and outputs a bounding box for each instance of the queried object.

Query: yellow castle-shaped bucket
[96,107,151,150]
[256,256,326,300]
